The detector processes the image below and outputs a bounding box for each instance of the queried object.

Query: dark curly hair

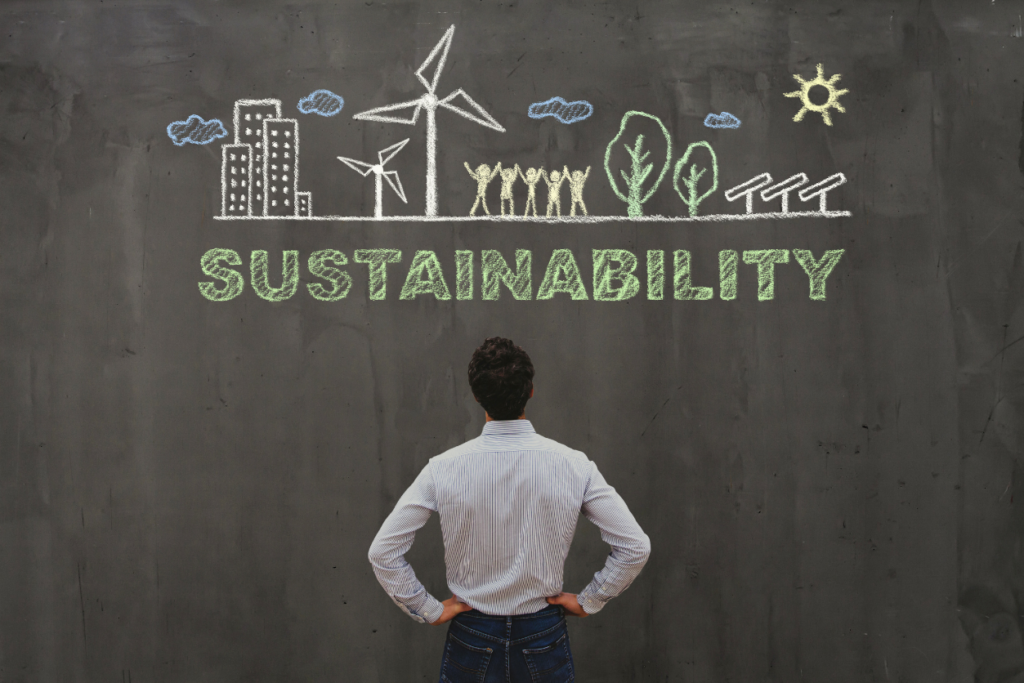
[468,337,534,420]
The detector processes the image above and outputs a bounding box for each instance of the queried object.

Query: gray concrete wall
[0,1,1021,680]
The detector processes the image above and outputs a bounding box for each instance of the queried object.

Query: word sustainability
[199,248,844,303]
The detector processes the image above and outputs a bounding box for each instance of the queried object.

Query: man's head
[468,337,534,420]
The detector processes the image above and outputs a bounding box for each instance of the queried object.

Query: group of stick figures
[464,162,591,217]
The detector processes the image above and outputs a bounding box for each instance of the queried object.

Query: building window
[284,131,291,137]
[285,199,290,206]
[245,113,251,121]
[271,130,278,136]
[272,200,277,206]
[283,164,289,171]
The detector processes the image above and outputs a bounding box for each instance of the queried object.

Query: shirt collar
[481,419,536,437]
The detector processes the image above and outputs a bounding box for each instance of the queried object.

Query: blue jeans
[438,604,574,682]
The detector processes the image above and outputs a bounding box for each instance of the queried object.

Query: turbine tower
[351,25,506,216]
[337,139,410,219]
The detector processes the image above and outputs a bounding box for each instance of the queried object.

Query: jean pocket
[440,633,493,683]
[522,632,574,682]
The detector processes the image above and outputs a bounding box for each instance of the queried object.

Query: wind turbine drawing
[351,24,506,217]
[337,139,410,218]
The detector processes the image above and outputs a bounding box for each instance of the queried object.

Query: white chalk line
[212,210,851,223]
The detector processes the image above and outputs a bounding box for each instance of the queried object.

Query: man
[368,337,651,682]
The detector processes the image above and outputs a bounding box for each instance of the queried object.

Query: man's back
[368,420,651,623]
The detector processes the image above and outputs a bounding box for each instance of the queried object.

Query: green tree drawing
[604,111,672,217]
[672,141,718,217]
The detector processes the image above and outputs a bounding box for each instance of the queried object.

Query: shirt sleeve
[367,463,445,624]
[577,461,652,615]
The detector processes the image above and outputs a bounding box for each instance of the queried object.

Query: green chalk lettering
[792,249,844,301]
[482,249,532,300]
[743,249,790,301]
[593,249,639,301]
[199,248,245,301]
[719,250,738,301]
[673,250,713,301]
[537,249,589,300]
[251,250,299,302]
[400,250,451,300]
[647,250,665,300]
[354,249,402,301]
[455,250,474,300]
[307,250,352,301]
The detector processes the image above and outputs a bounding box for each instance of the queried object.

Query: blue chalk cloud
[703,112,741,129]
[528,96,593,124]
[166,115,228,146]
[297,89,344,116]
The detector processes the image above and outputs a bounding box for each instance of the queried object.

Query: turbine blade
[378,138,411,166]
[382,170,408,203]
[336,156,375,176]
[438,89,506,132]
[351,98,424,125]
[415,25,455,93]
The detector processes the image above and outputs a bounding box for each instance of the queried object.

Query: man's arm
[367,464,446,624]
[576,462,652,615]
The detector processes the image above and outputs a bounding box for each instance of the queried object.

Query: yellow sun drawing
[784,63,848,126]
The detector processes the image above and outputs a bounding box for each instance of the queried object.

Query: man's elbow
[627,534,652,567]
[367,540,386,568]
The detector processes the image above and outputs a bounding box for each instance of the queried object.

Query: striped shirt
[367,419,651,624]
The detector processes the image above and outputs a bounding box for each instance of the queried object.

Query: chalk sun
[784,64,848,126]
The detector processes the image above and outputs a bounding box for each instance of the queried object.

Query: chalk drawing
[537,249,588,300]
[527,97,594,124]
[798,173,847,213]
[519,167,545,217]
[482,250,532,300]
[297,89,344,116]
[567,167,591,216]
[674,250,713,300]
[742,250,789,301]
[199,249,245,301]
[647,250,665,301]
[262,118,301,217]
[724,173,773,214]
[792,249,844,300]
[784,64,848,126]
[337,139,410,219]
[251,250,299,302]
[351,25,506,217]
[703,112,741,129]
[499,164,520,216]
[214,212,852,223]
[221,144,253,217]
[593,250,640,301]
[465,162,501,216]
[168,115,228,146]
[307,250,353,301]
[543,168,569,217]
[604,111,672,217]
[230,99,282,215]
[354,249,402,301]
[400,251,452,300]
[673,142,718,217]
[760,173,808,214]
[456,251,473,300]
[719,250,738,301]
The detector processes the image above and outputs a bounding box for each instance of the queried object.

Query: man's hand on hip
[431,595,473,625]
[546,592,588,617]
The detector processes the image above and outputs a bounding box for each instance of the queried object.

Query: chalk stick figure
[499,163,520,216]
[465,162,501,216]
[519,166,544,217]
[543,167,568,217]
[566,165,590,216]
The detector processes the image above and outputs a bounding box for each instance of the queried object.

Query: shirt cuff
[420,595,445,624]
[577,589,607,615]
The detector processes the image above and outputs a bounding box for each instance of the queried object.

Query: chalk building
[221,144,252,216]
[232,99,281,215]
[296,191,311,217]
[263,117,299,217]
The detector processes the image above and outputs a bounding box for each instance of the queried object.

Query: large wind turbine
[351,25,506,216]
[337,139,410,219]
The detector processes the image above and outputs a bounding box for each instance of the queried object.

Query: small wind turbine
[337,139,410,219]
[351,25,506,217]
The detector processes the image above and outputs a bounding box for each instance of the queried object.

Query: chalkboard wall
[1,1,1023,681]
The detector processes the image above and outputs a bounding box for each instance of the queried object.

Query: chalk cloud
[167,115,228,146]
[297,89,344,116]
[703,112,741,129]
[528,97,594,124]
